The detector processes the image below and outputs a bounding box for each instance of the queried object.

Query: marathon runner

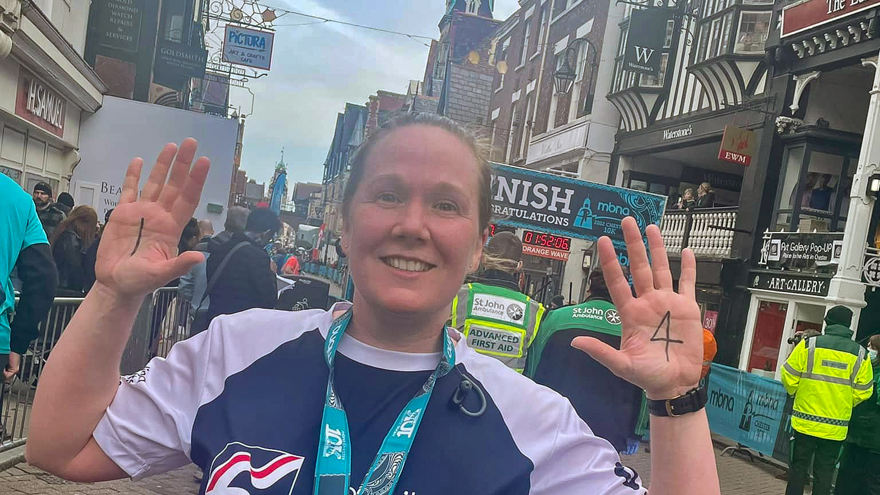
[26,113,720,495]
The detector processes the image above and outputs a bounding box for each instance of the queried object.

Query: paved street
[0,443,789,494]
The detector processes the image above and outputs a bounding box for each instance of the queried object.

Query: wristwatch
[647,386,707,417]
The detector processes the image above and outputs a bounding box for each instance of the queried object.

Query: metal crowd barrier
[1,288,193,453]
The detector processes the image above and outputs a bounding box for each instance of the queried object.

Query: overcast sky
[230,0,519,192]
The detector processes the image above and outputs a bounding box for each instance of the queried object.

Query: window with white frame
[520,19,533,66]
[536,7,547,56]
[520,96,533,159]
[548,53,565,130]
[497,37,511,89]
[569,43,589,119]
[507,104,521,163]
[735,11,771,53]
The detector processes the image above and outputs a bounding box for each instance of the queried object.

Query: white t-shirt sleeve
[532,402,648,494]
[92,326,214,480]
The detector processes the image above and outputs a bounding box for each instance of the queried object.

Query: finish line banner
[490,164,667,246]
[705,363,788,456]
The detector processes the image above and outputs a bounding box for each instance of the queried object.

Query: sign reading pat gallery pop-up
[490,164,667,246]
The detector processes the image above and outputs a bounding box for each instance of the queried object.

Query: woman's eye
[436,201,459,212]
[377,193,400,203]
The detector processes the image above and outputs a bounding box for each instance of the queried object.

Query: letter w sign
[623,10,669,76]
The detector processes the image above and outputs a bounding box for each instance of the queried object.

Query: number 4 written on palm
[650,311,684,362]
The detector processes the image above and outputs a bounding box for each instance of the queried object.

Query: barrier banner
[705,363,788,456]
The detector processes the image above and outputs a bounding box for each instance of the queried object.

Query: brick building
[422,0,502,126]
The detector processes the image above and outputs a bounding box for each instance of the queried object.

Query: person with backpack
[526,269,643,454]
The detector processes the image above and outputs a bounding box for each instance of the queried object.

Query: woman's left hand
[572,217,703,400]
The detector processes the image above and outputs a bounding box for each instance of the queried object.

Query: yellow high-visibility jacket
[781,325,874,441]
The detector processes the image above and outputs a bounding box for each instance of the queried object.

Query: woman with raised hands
[26,114,719,495]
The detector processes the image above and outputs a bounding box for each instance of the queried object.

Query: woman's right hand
[93,139,210,300]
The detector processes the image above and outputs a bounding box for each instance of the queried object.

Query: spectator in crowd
[781,306,874,495]
[281,250,301,276]
[451,232,544,373]
[273,248,291,276]
[526,269,643,455]
[549,295,565,309]
[1,173,57,437]
[696,182,715,208]
[32,182,66,238]
[55,192,74,214]
[192,209,279,334]
[211,206,248,247]
[835,333,880,495]
[197,219,214,243]
[51,206,98,296]
[83,209,113,294]
[675,188,696,210]
[149,218,200,354]
[809,174,834,211]
[178,218,201,255]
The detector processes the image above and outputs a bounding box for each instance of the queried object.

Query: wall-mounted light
[868,173,880,198]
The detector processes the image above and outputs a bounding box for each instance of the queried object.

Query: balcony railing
[661,207,738,258]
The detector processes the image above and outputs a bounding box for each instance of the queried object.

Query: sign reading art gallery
[491,163,667,246]
[622,9,669,76]
[781,0,880,38]
[96,0,144,53]
[14,70,66,138]
[749,271,831,296]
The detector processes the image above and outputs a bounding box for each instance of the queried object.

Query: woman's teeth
[384,257,432,272]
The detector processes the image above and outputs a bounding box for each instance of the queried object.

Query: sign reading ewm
[490,163,667,246]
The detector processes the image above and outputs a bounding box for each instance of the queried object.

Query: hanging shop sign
[705,363,788,457]
[781,0,880,38]
[222,25,275,71]
[491,163,667,247]
[749,271,832,296]
[718,125,757,166]
[153,40,208,88]
[14,69,66,138]
[96,0,144,53]
[759,232,844,271]
[622,9,669,76]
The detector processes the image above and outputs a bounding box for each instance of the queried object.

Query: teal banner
[705,363,788,456]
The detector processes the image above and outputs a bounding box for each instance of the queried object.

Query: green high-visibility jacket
[451,283,544,373]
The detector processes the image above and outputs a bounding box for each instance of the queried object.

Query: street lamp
[553,37,600,113]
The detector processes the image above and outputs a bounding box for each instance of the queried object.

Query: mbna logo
[597,202,631,216]
[506,304,524,321]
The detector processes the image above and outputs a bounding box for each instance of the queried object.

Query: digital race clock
[521,230,572,252]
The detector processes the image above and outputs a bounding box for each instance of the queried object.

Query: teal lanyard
[314,310,456,495]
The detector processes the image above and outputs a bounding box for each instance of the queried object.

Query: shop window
[734,12,771,54]
[748,301,788,375]
[640,53,668,88]
[0,166,21,185]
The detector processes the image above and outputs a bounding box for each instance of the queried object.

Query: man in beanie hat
[781,305,874,495]
[32,182,66,238]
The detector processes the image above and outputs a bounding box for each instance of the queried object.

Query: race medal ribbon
[314,310,456,495]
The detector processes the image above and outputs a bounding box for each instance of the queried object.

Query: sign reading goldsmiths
[622,9,669,76]
[491,163,667,247]
[222,25,275,71]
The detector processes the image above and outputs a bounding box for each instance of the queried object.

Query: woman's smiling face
[343,124,487,318]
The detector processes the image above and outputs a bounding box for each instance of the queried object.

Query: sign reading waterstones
[622,9,669,76]
[705,364,788,456]
[490,163,667,246]
[759,232,843,271]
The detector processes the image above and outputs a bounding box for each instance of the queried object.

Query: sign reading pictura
[14,69,66,138]
[222,25,275,71]
[781,0,880,38]
[490,163,667,247]
[749,271,831,296]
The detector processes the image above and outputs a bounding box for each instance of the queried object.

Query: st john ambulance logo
[506,303,524,321]
[206,443,305,494]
